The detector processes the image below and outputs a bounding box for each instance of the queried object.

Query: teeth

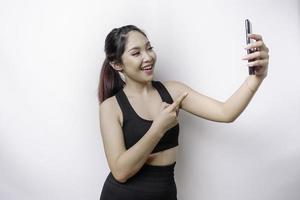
[142,65,152,70]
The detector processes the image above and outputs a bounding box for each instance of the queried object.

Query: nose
[142,51,153,63]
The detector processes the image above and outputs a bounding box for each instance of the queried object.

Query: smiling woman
[98,25,180,200]
[98,24,269,200]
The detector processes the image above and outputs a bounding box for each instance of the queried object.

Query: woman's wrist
[246,75,265,93]
[150,122,165,138]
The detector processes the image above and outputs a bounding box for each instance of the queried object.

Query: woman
[98,25,269,200]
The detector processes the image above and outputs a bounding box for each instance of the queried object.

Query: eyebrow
[128,41,151,52]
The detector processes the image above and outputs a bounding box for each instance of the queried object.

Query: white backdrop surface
[1,0,300,200]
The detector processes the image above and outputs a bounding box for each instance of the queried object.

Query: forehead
[125,31,149,49]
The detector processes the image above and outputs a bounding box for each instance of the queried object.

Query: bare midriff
[146,146,178,166]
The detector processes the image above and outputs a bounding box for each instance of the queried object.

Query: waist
[105,162,176,193]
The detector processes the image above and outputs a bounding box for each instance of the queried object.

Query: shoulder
[100,95,115,109]
[161,80,189,94]
[99,94,123,125]
[160,80,189,100]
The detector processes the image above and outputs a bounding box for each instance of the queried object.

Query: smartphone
[245,19,255,75]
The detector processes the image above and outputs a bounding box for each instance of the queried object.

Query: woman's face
[120,31,156,83]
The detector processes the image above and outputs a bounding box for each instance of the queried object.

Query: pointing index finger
[169,92,188,111]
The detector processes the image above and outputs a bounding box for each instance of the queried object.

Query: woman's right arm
[99,97,164,183]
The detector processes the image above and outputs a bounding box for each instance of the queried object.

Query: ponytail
[98,58,125,104]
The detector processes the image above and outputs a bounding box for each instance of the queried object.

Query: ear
[109,61,123,72]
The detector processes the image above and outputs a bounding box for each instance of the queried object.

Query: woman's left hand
[242,33,269,79]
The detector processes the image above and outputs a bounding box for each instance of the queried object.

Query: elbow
[225,115,237,123]
[221,113,235,123]
[110,156,140,183]
[226,118,235,123]
[116,176,128,184]
[112,161,131,183]
[221,106,236,123]
[112,170,128,183]
[109,156,129,183]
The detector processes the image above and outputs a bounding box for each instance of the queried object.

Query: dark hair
[98,25,148,104]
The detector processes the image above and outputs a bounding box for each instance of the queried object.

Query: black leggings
[100,162,177,200]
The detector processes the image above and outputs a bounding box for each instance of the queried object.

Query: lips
[141,64,153,70]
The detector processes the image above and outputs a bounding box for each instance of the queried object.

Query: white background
[1,0,300,200]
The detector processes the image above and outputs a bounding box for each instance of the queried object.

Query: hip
[100,162,177,200]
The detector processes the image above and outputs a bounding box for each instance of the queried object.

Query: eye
[148,46,154,50]
[132,52,140,56]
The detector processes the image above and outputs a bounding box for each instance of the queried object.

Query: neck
[123,79,154,96]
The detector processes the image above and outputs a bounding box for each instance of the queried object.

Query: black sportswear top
[115,80,179,153]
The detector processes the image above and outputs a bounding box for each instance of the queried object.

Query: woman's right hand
[152,92,188,135]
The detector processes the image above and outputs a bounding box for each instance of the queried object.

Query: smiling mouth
[141,65,153,71]
[141,64,153,71]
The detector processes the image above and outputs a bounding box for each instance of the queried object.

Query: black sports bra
[115,80,179,153]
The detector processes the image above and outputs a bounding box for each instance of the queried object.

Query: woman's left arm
[222,33,269,122]
[164,33,269,123]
